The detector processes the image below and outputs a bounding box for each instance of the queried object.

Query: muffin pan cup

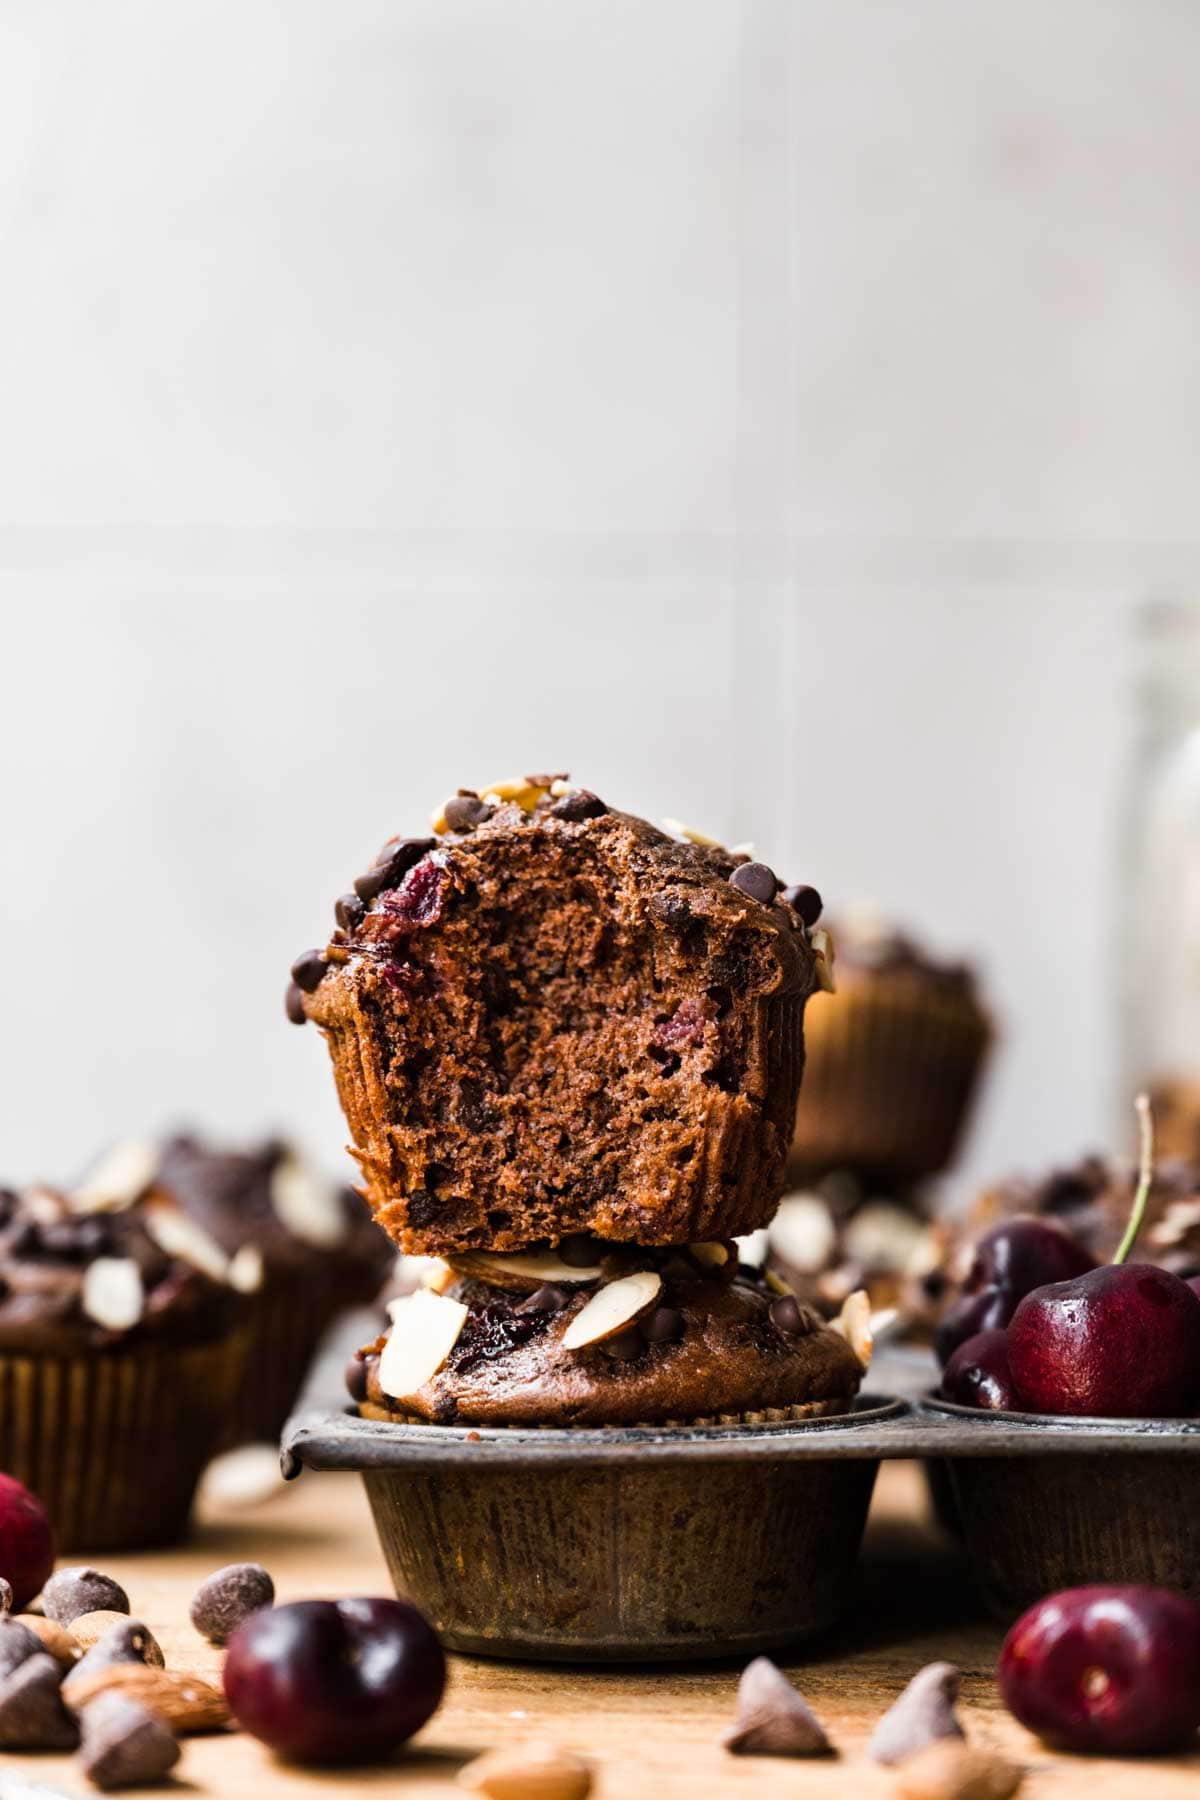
[284,1336,1200,1655]
[922,1395,1200,1621]
[283,1393,902,1662]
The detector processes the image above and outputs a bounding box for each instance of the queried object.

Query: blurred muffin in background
[789,913,993,1186]
[763,1175,948,1337]
[78,1134,396,1445]
[1147,1077,1200,1165]
[964,1151,1200,1275]
[0,1179,251,1549]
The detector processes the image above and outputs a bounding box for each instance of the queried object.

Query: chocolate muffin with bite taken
[296,776,864,1428]
[0,1180,251,1549]
[290,777,831,1253]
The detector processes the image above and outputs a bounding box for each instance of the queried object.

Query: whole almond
[892,1741,1024,1800]
[64,1663,229,1733]
[14,1614,81,1668]
[458,1742,592,1799]
[71,1611,163,1663]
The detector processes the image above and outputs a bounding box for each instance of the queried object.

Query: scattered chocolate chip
[641,1306,683,1345]
[62,1622,163,1703]
[722,1655,833,1757]
[729,861,779,904]
[549,789,607,822]
[0,1651,80,1749]
[79,1690,180,1790]
[444,794,492,831]
[285,981,308,1025]
[868,1662,965,1766]
[781,883,823,927]
[289,950,328,993]
[335,892,365,932]
[558,1233,602,1268]
[189,1562,275,1645]
[769,1295,806,1335]
[354,837,436,903]
[519,1283,571,1315]
[344,1352,372,1403]
[602,1327,644,1362]
[42,1569,129,1628]
[0,1618,44,1678]
[0,1579,11,1618]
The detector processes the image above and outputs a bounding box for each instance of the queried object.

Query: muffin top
[0,1182,246,1354]
[154,1133,394,1285]
[71,1134,393,1288]
[350,1240,868,1427]
[825,911,984,1005]
[292,777,828,1254]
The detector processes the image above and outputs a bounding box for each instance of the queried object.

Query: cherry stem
[1112,1093,1154,1267]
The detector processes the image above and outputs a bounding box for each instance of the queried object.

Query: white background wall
[2,3,1199,1200]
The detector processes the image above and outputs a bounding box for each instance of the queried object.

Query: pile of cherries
[938,1099,1200,1419]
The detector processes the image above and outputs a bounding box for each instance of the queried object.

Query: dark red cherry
[1008,1263,1200,1418]
[998,1584,1200,1753]
[940,1329,1018,1411]
[223,1598,444,1764]
[936,1218,1096,1366]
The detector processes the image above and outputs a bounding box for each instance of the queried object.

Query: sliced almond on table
[562,1271,663,1351]
[458,1741,592,1799]
[892,1740,1024,1800]
[81,1258,144,1333]
[831,1289,873,1368]
[379,1290,469,1400]
[143,1203,230,1284]
[447,1248,604,1292]
[197,1446,286,1514]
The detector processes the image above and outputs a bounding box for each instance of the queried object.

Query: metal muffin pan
[281,1334,1200,1658]
[284,1391,903,1661]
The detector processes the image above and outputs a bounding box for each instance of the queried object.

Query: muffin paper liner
[0,1331,250,1551]
[357,1395,851,1430]
[790,979,992,1181]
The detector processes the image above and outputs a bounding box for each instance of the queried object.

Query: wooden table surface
[4,1460,1198,1798]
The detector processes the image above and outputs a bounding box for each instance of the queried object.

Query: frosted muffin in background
[77,1134,396,1445]
[790,914,993,1186]
[0,1178,251,1548]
